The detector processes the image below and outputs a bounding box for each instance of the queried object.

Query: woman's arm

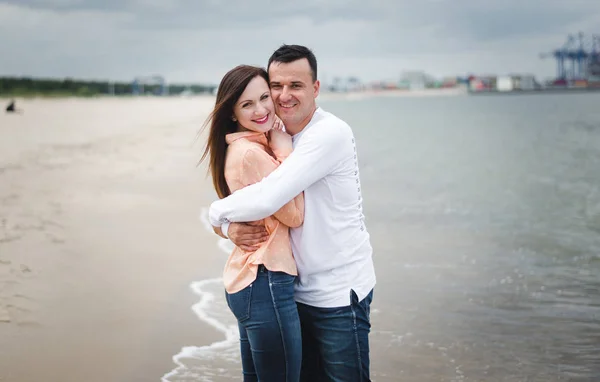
[241,148,304,227]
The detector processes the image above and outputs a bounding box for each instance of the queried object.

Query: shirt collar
[225,131,268,146]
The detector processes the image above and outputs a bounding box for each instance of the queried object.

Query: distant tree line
[0,77,216,97]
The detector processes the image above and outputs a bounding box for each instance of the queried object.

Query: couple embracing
[201,44,376,382]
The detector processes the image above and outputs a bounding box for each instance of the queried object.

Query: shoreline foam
[162,207,238,381]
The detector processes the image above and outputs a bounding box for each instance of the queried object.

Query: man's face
[268,58,320,134]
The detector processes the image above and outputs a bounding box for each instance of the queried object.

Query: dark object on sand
[6,100,16,113]
[5,100,20,114]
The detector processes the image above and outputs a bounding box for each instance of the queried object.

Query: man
[209,44,376,381]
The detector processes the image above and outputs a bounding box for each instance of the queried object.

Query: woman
[200,65,304,381]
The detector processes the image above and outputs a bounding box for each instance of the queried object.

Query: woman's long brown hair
[199,65,269,199]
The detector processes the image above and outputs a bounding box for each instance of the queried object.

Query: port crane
[540,32,600,81]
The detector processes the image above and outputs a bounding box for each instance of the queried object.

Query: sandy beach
[0,96,225,382]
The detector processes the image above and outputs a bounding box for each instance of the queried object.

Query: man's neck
[286,105,318,136]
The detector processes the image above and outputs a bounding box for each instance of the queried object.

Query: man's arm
[240,148,305,228]
[209,122,348,227]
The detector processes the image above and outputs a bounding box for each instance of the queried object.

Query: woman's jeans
[226,265,302,382]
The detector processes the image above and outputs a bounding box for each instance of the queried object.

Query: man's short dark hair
[268,44,318,82]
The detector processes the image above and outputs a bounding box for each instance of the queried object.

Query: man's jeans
[297,289,374,382]
[226,266,302,382]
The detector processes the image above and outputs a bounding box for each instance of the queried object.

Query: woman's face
[233,76,275,133]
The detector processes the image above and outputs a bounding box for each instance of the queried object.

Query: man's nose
[279,86,292,101]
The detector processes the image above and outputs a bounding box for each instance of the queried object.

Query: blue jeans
[226,266,302,382]
[297,289,374,382]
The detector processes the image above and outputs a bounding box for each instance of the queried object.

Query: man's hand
[228,221,269,252]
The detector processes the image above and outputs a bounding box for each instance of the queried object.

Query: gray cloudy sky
[1,0,599,84]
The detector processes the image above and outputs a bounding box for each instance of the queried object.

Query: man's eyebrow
[269,81,305,85]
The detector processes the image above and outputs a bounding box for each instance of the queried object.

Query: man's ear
[313,80,320,98]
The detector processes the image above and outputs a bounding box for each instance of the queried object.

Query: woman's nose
[255,103,267,115]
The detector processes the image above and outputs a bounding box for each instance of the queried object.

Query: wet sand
[0,97,224,382]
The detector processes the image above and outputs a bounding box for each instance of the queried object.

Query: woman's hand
[272,116,286,132]
[269,117,293,160]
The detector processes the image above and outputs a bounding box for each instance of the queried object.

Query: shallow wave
[162,208,240,382]
[161,278,241,381]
